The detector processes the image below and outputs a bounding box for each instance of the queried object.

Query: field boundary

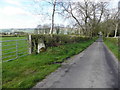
[1,39,28,62]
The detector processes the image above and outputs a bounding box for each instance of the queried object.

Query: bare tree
[87,1,108,36]
[102,8,118,37]
[49,0,57,34]
[113,9,119,37]
[59,0,89,35]
[59,0,108,36]
[33,0,59,35]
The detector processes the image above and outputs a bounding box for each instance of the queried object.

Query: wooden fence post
[28,34,32,54]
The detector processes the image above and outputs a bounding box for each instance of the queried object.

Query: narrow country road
[33,38,119,88]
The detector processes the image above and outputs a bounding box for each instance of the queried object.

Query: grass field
[2,37,28,61]
[104,37,119,61]
[2,37,96,88]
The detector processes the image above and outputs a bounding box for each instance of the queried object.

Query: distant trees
[100,8,119,37]
[34,24,50,34]
[35,24,69,34]
[33,0,119,37]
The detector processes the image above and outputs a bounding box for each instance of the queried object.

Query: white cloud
[0,6,39,29]
[0,13,39,29]
[0,5,51,29]
[4,0,21,6]
[0,6,29,16]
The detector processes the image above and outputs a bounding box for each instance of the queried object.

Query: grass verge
[3,38,96,88]
[104,37,119,61]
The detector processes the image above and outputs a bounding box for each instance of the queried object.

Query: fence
[1,39,28,62]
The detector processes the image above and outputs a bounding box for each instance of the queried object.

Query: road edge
[103,42,120,88]
[31,41,95,88]
[103,42,119,71]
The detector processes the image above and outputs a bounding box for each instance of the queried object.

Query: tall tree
[33,0,58,35]
[49,0,57,34]
[59,0,108,36]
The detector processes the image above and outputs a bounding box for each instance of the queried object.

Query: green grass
[2,37,26,41]
[3,38,96,88]
[104,37,119,61]
[2,37,28,61]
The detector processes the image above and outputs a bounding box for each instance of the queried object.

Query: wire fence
[1,39,29,62]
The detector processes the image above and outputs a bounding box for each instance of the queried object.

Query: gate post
[28,34,32,54]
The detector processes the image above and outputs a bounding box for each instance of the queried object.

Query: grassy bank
[104,37,119,61]
[3,38,96,88]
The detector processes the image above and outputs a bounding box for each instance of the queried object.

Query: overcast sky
[0,0,119,29]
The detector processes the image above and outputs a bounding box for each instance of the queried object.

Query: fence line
[0,39,27,42]
[1,39,28,62]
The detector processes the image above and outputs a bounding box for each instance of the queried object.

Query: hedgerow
[29,34,91,53]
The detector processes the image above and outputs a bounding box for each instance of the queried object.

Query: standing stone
[37,39,45,53]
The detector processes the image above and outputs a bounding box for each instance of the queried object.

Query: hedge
[29,34,91,54]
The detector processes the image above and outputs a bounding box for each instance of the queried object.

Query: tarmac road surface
[33,37,119,88]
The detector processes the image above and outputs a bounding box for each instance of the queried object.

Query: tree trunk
[107,33,110,37]
[114,23,118,37]
[49,0,56,34]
